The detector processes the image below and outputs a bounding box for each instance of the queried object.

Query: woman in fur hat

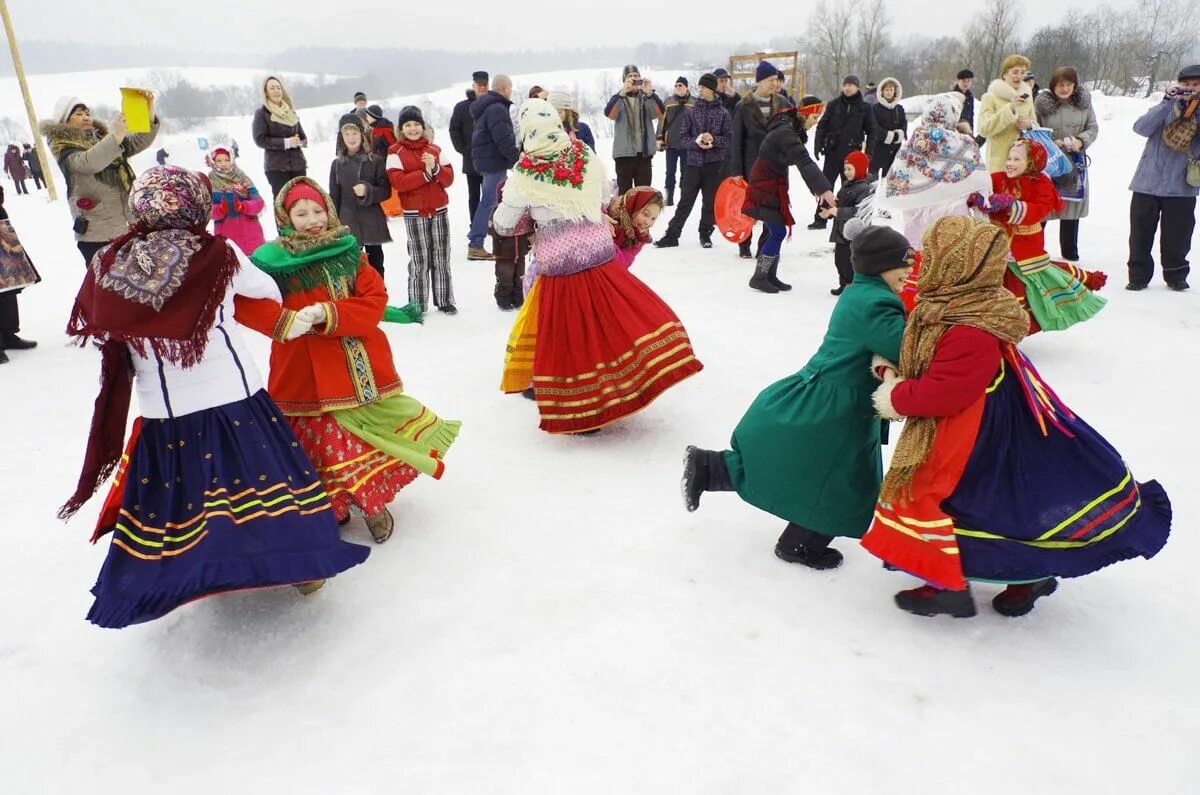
[40,96,161,263]
[1034,67,1099,261]
[497,98,702,435]
[863,216,1170,619]
[682,224,913,570]
[252,76,308,203]
[978,54,1038,174]
[208,146,266,256]
[329,113,392,277]
[59,166,370,627]
[241,177,461,543]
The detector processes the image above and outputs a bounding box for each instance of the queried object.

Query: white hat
[547,89,575,112]
[53,95,86,125]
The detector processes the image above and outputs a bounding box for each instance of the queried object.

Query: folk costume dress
[208,147,266,256]
[973,138,1106,334]
[243,178,460,524]
[59,167,369,629]
[863,218,1170,594]
[497,99,703,434]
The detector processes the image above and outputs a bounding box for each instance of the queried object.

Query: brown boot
[365,507,395,544]
[294,579,326,596]
[467,246,494,261]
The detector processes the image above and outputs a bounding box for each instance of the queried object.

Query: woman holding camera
[978,54,1037,174]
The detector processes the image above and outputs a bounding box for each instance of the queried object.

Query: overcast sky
[13,0,1130,56]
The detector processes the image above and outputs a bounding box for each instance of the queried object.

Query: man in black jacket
[809,75,877,229]
[726,60,792,257]
[468,74,518,260]
[952,69,976,134]
[450,71,488,224]
[713,68,741,114]
[657,77,695,206]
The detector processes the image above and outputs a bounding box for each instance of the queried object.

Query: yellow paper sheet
[119,88,152,134]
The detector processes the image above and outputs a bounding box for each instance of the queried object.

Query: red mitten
[234,199,245,214]
[966,192,986,211]
[1084,270,1107,291]
[986,193,1014,214]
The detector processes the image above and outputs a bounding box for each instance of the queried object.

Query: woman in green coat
[682,224,914,569]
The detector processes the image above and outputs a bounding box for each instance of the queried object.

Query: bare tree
[856,0,892,84]
[809,0,856,96]
[1136,0,1193,95]
[963,3,1022,80]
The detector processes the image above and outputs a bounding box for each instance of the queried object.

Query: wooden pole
[0,0,58,200]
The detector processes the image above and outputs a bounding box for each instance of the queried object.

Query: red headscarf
[609,186,663,249]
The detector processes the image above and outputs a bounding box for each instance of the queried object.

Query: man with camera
[1127,64,1200,292]
[605,65,666,193]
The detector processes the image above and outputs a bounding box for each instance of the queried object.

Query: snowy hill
[1,69,1197,793]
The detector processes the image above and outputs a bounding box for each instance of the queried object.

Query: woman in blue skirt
[60,166,369,628]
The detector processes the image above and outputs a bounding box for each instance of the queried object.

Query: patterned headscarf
[881,93,989,210]
[1010,137,1048,175]
[880,216,1029,502]
[608,186,663,249]
[508,98,606,222]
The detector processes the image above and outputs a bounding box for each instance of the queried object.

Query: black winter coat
[449,90,477,175]
[471,91,519,173]
[814,92,878,158]
[952,85,975,131]
[726,91,793,179]
[21,150,41,177]
[743,120,831,226]
[328,153,392,246]
[252,106,308,173]
[830,177,876,245]
[868,101,907,162]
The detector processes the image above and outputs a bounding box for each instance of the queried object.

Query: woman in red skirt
[497,98,703,435]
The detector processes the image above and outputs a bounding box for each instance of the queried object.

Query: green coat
[724,274,905,538]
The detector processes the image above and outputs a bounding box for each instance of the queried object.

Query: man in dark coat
[726,60,793,257]
[952,69,976,134]
[467,74,518,261]
[809,75,878,229]
[713,68,741,114]
[657,77,695,206]
[450,71,488,224]
[21,144,43,191]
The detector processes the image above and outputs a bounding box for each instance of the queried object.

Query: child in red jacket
[387,106,456,314]
[968,138,1106,333]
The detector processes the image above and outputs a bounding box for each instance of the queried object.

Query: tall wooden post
[0,0,58,200]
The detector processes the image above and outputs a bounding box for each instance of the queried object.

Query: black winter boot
[894,584,977,618]
[681,446,733,512]
[992,578,1058,617]
[738,239,753,259]
[654,236,679,248]
[774,523,842,569]
[665,189,674,207]
[749,255,781,293]
[767,257,792,291]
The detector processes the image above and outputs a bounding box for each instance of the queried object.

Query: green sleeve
[861,294,905,364]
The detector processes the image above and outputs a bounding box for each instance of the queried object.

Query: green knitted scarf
[251,228,362,295]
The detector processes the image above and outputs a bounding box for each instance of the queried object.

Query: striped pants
[403,209,455,311]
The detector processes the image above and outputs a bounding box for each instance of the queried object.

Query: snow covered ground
[1,79,1197,793]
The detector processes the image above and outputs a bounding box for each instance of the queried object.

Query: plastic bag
[1022,127,1072,178]
[1054,151,1088,203]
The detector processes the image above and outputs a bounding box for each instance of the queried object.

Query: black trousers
[363,245,385,276]
[77,240,108,265]
[0,290,19,335]
[738,226,771,257]
[265,169,306,199]
[614,155,653,195]
[870,143,900,179]
[814,150,847,223]
[665,162,722,240]
[492,234,527,308]
[12,179,26,195]
[833,242,853,285]
[30,173,43,190]
[1057,219,1080,261]
[1128,192,1196,287]
[465,172,483,226]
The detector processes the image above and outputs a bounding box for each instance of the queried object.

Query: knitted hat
[798,95,824,116]
[623,64,641,78]
[851,225,915,276]
[675,76,689,87]
[547,89,576,112]
[365,104,384,120]
[843,150,870,180]
[53,95,87,125]
[1024,72,1037,83]
[398,106,425,129]
[698,73,719,93]
[776,69,787,80]
[755,61,777,83]
[353,91,367,102]
[472,70,489,85]
[1178,64,1200,81]
[866,81,877,90]
[282,181,327,213]
[1000,54,1031,76]
[210,147,232,160]
[338,112,365,132]
[843,74,861,87]
[712,68,730,78]
[957,68,974,80]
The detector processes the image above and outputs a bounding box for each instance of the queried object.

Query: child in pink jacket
[208,147,266,255]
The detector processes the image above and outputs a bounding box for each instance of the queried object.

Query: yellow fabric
[978,79,1038,173]
[500,280,540,393]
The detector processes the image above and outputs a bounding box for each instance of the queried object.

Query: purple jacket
[679,98,732,167]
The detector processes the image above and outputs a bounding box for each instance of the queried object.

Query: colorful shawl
[881,93,989,211]
[509,98,605,222]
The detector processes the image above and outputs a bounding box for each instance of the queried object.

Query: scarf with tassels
[59,166,238,520]
[509,98,605,222]
[879,216,1029,503]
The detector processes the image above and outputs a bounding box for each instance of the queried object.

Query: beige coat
[39,119,160,243]
[977,79,1038,173]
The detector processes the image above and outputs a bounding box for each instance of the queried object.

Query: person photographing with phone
[41,94,161,264]
[605,65,665,193]
[978,54,1037,174]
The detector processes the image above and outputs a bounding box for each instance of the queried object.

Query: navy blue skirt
[945,353,1171,583]
[88,390,370,628]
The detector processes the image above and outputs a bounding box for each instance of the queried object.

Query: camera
[632,78,644,86]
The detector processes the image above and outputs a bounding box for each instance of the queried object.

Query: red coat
[386,138,454,217]
[890,326,1001,418]
[235,262,403,416]
[988,171,1063,263]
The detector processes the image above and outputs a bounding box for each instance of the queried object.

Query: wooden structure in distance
[728,51,805,98]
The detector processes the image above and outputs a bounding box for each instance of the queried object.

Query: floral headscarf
[881,93,990,210]
[508,98,606,222]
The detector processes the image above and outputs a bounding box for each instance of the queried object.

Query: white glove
[284,314,313,340]
[297,303,327,326]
